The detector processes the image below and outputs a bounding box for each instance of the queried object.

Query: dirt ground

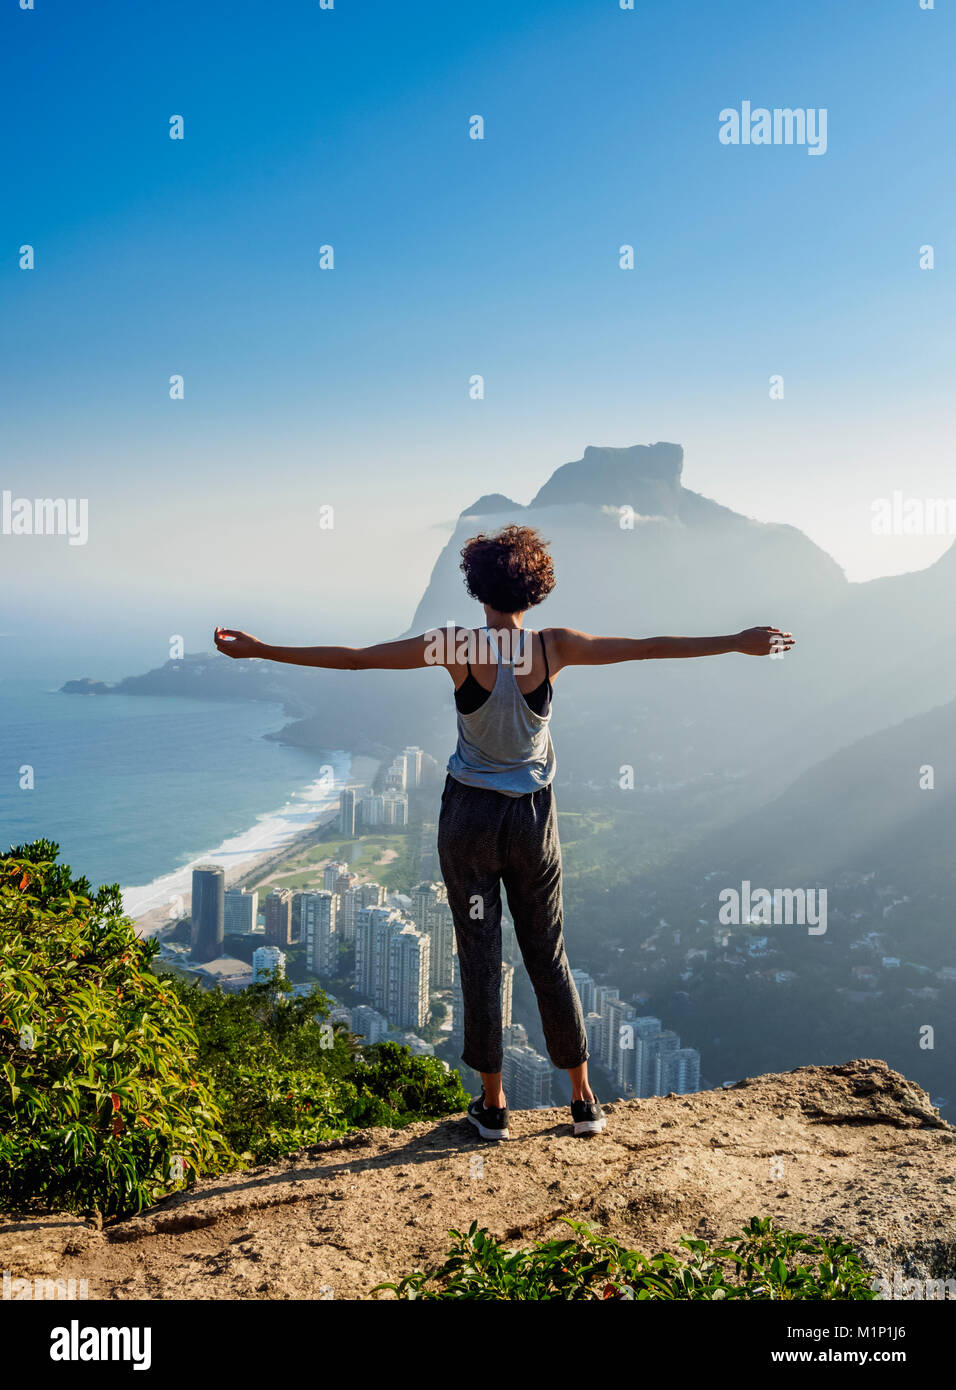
[2,1059,953,1300]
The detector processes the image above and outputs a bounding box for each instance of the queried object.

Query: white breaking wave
[120,752,354,925]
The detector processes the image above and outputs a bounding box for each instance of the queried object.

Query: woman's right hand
[214,627,264,660]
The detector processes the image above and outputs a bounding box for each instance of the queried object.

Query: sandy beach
[125,754,380,938]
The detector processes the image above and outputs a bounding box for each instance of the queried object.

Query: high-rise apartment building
[387,926,430,1029]
[224,887,258,936]
[384,755,407,792]
[645,1029,681,1096]
[264,888,293,947]
[341,881,386,943]
[338,787,357,837]
[252,945,286,984]
[410,880,443,929]
[606,996,638,1091]
[333,870,356,900]
[667,1048,702,1095]
[381,790,408,827]
[583,1010,604,1058]
[191,864,225,963]
[402,746,423,788]
[350,1004,388,1045]
[631,1016,665,1097]
[324,861,349,892]
[301,890,338,977]
[570,968,596,1016]
[354,906,404,1012]
[410,881,456,989]
[592,985,621,1069]
[502,1043,552,1109]
[428,903,456,989]
[359,792,384,827]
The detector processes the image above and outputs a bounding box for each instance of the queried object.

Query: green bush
[355,1041,470,1124]
[0,842,234,1219]
[374,1217,880,1300]
[1,840,467,1216]
[167,976,468,1163]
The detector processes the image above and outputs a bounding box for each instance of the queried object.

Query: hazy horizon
[2,447,956,683]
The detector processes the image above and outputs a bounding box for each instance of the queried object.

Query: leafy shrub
[0,842,234,1219]
[374,1216,879,1300]
[1,840,466,1215]
[164,979,468,1164]
[354,1041,471,1125]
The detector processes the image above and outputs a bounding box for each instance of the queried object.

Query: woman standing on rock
[215,524,793,1141]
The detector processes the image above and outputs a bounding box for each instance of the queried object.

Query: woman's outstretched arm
[549,625,794,672]
[213,627,441,671]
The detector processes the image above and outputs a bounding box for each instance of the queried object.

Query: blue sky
[1,0,953,676]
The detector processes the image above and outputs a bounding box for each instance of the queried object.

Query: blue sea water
[0,677,339,895]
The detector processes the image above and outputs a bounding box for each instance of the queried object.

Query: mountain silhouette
[79,442,955,821]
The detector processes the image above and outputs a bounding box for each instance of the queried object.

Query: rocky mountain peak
[530,442,684,515]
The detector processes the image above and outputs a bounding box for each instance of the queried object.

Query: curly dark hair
[459,524,556,614]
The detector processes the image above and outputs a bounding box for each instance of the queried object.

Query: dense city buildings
[570,971,702,1097]
[359,789,408,828]
[347,1001,434,1054]
[179,748,701,1109]
[190,864,225,963]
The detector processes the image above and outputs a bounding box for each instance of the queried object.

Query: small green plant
[0,842,234,1219]
[373,1216,879,1300]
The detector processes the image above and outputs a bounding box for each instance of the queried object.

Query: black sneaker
[570,1096,606,1136]
[467,1090,510,1141]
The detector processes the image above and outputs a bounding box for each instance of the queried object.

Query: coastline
[124,754,380,939]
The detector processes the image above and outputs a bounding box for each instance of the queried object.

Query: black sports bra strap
[540,630,550,681]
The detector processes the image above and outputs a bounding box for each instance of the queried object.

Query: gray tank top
[446,628,557,797]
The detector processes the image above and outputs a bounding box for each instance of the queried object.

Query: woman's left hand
[735,626,795,656]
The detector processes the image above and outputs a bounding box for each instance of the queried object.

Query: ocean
[0,677,350,918]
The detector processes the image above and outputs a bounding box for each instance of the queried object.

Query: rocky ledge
[1,1059,953,1300]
